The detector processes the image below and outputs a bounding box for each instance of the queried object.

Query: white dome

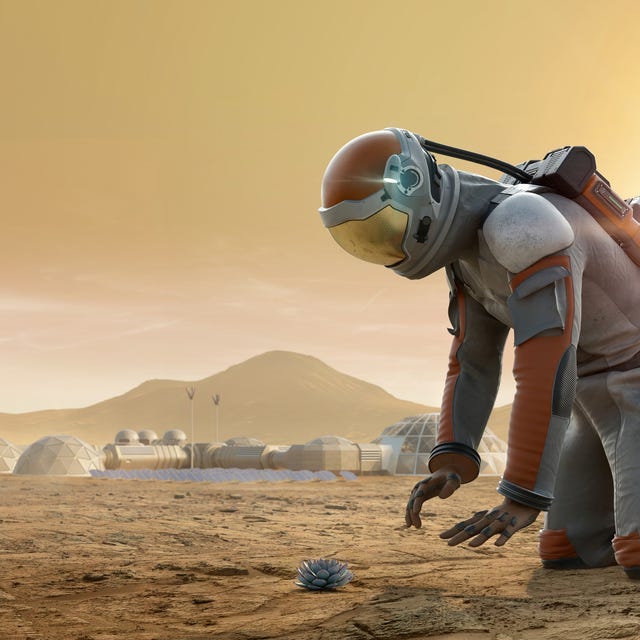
[115,429,140,445]
[374,414,507,476]
[137,429,158,445]
[0,437,22,473]
[163,429,187,445]
[14,435,105,476]
[376,414,440,438]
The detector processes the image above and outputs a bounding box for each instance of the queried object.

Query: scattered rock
[251,563,292,578]
[112,569,137,579]
[192,596,215,604]
[324,504,348,510]
[201,565,249,576]
[153,563,185,572]
[82,572,108,582]
[177,573,199,583]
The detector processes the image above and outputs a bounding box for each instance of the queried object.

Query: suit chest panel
[455,232,512,327]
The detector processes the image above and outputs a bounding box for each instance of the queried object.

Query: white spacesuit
[319,128,640,578]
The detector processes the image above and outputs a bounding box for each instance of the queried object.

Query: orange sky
[1,0,640,412]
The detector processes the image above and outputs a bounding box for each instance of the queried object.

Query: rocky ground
[0,474,638,640]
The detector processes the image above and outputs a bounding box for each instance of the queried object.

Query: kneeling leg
[540,403,615,569]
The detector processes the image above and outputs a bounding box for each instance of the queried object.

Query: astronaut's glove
[440,497,540,547]
[404,466,462,529]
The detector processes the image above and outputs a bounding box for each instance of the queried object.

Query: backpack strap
[486,183,553,216]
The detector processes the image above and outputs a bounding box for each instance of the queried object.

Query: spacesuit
[318,128,640,578]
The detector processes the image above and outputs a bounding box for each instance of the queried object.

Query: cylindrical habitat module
[103,444,189,470]
[210,445,268,469]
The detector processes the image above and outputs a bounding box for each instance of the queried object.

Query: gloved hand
[440,497,540,547]
[405,465,462,528]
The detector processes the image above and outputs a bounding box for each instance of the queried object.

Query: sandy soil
[1,474,638,640]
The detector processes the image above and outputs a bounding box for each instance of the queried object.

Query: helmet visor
[327,205,409,265]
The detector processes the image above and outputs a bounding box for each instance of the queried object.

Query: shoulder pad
[483,191,574,273]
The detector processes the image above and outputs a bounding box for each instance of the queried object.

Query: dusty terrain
[1,474,637,640]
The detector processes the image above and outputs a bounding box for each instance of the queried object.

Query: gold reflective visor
[328,206,409,266]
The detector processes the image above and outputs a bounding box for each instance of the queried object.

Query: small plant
[294,558,353,591]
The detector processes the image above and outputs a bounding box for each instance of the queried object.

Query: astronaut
[319,128,640,578]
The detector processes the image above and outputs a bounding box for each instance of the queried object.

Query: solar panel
[88,468,346,483]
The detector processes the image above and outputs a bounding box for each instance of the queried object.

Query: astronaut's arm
[436,191,580,546]
[428,271,510,484]
[497,253,578,511]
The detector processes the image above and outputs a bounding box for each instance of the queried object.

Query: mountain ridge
[0,351,435,445]
[0,350,510,446]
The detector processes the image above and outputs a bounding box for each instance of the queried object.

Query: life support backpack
[417,136,640,267]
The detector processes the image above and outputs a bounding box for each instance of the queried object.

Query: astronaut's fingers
[465,516,505,547]
[438,472,462,499]
[493,518,517,547]
[405,468,466,529]
[405,479,432,528]
[471,506,540,547]
[495,510,540,547]
[439,499,540,547]
[405,473,452,528]
[439,510,488,543]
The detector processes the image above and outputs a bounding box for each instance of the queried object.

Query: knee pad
[539,528,587,569]
[613,532,640,578]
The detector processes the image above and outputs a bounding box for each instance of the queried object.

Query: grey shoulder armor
[483,191,575,273]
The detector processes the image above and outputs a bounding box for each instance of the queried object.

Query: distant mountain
[0,351,438,445]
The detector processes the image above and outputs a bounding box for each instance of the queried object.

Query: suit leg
[587,369,640,578]
[540,394,615,569]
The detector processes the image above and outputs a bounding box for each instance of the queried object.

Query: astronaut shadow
[526,563,630,600]
[318,584,488,639]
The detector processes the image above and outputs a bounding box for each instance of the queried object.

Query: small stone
[203,566,249,576]
[112,570,137,579]
[82,573,108,582]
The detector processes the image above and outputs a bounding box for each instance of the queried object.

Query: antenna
[185,387,196,469]
[212,394,221,443]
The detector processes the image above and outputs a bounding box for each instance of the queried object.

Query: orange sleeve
[498,254,576,511]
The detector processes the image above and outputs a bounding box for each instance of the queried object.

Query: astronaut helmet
[319,128,460,279]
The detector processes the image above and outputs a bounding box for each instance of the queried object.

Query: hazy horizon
[1,0,638,412]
